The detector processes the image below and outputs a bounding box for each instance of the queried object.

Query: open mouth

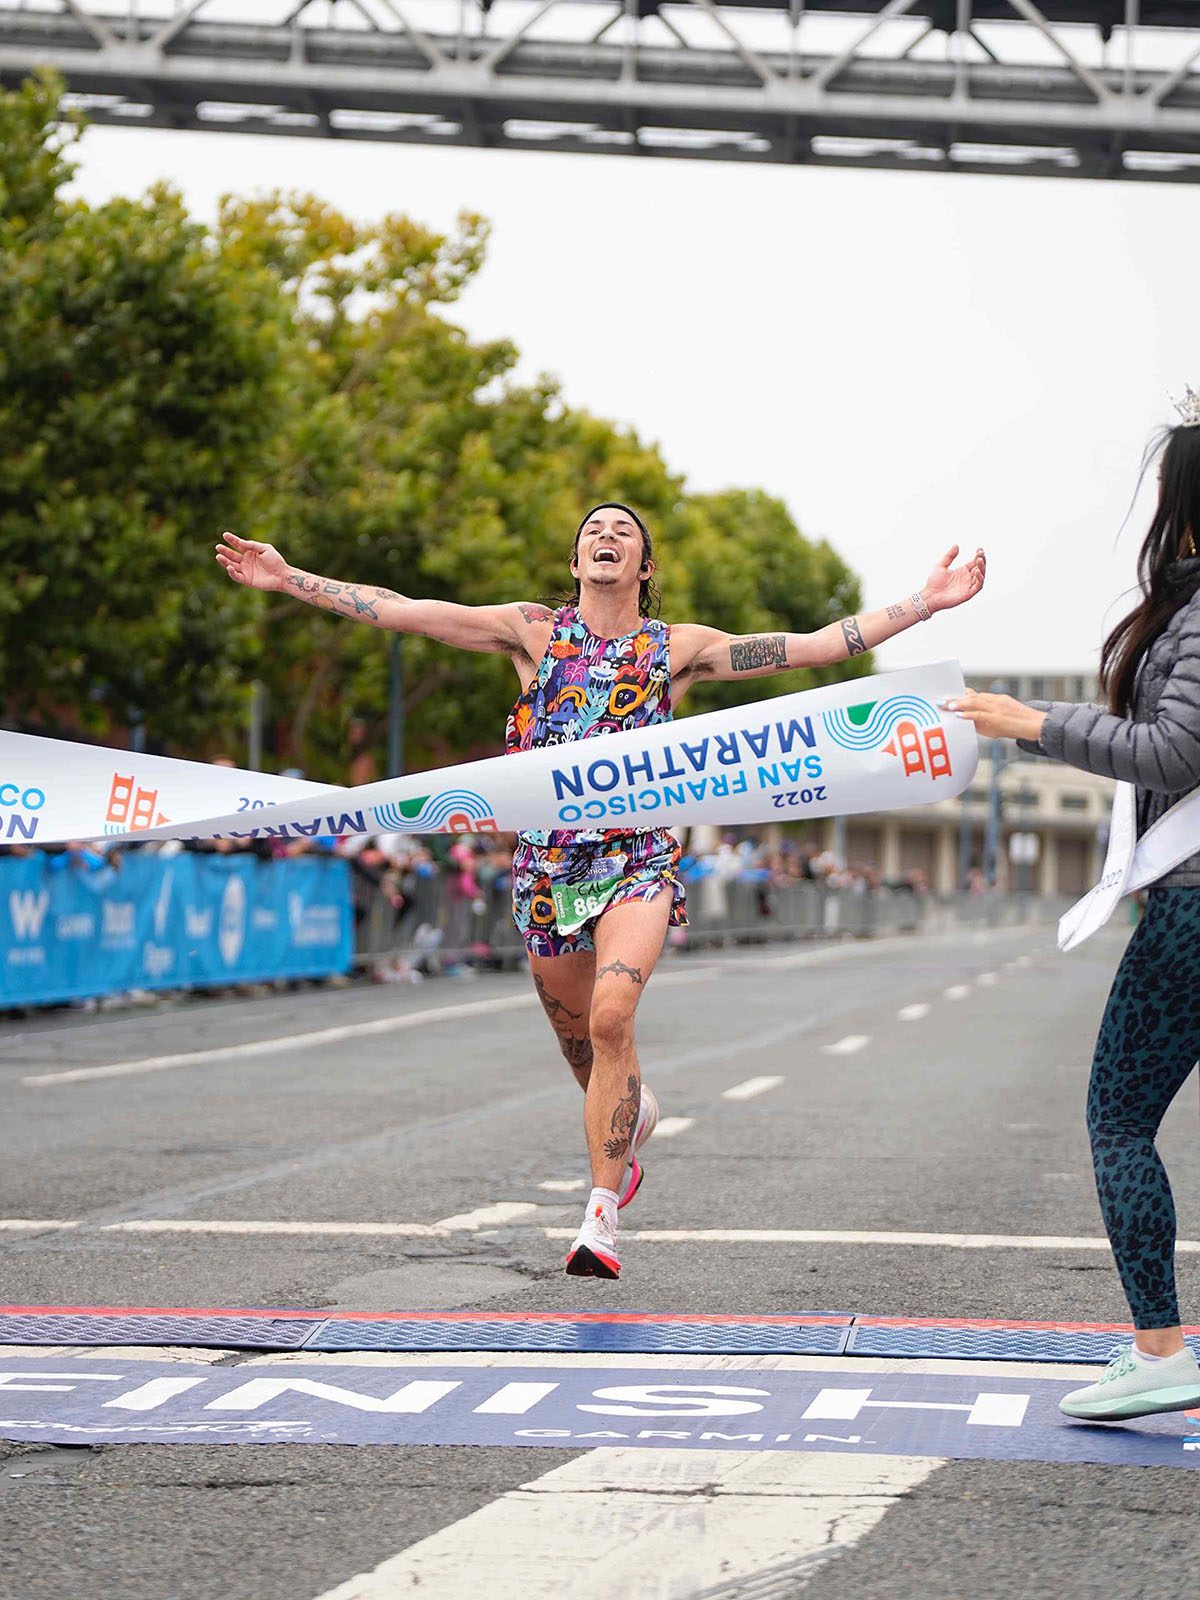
[593,549,620,565]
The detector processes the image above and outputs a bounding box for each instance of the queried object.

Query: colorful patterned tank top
[505,605,673,848]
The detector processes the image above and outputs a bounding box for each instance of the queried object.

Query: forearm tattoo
[519,604,553,623]
[886,603,906,622]
[534,973,584,1030]
[729,635,788,673]
[840,617,868,656]
[286,572,381,622]
[604,1074,640,1162]
[595,959,643,985]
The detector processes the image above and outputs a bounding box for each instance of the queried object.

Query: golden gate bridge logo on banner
[821,698,953,782]
[371,791,499,835]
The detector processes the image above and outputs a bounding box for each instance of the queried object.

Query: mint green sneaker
[1060,1344,1200,1421]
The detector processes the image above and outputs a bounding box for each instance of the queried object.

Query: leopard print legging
[1087,887,1200,1329]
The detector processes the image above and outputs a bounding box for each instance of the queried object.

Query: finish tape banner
[0,661,976,846]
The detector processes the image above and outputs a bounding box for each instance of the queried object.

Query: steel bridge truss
[3,0,1200,180]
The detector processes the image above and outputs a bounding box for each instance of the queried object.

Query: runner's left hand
[922,546,987,612]
[941,689,1046,742]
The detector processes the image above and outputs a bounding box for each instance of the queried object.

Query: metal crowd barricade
[352,862,1064,972]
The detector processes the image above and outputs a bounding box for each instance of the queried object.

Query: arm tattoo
[519,604,553,623]
[604,1074,640,1161]
[840,617,868,656]
[728,635,788,673]
[595,959,642,985]
[285,572,379,622]
[534,973,584,1029]
[886,603,906,622]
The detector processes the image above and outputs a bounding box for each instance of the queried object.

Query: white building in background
[812,672,1114,896]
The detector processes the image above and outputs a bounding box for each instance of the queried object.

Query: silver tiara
[1170,385,1200,427]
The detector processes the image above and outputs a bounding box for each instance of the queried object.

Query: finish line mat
[2,1306,1199,1364]
[1,1356,1198,1465]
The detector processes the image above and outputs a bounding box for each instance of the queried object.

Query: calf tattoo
[840,616,868,656]
[605,1074,641,1161]
[595,959,643,985]
[729,635,787,673]
[560,1034,594,1071]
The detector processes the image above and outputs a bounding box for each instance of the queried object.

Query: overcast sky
[69,121,1193,677]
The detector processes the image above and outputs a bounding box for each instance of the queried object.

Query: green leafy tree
[0,74,870,777]
[0,74,291,746]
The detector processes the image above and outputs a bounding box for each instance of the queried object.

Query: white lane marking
[308,1448,940,1600]
[653,1116,695,1139]
[14,961,779,1090]
[101,1219,448,1238]
[575,1229,1195,1251]
[897,1004,930,1022]
[943,985,971,1000]
[822,1035,869,1056]
[976,972,999,987]
[31,1218,1189,1252]
[21,994,540,1087]
[722,1075,785,1101]
[0,1219,79,1232]
[537,1179,585,1193]
[432,1203,541,1231]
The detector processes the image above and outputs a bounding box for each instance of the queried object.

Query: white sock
[587,1187,620,1227]
[1132,1344,1171,1364]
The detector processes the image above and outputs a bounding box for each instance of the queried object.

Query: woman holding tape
[218,507,985,1279]
[947,401,1200,1421]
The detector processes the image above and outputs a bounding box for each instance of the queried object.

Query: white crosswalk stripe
[308,1448,941,1600]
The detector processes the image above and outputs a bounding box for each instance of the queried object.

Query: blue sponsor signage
[0,852,352,1007]
[0,1359,1197,1464]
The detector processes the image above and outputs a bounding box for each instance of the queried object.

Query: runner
[217,505,985,1277]
[946,400,1200,1420]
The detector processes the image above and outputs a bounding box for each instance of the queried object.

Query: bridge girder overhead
[1,1,1200,181]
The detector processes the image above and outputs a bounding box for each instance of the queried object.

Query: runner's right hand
[215,531,289,592]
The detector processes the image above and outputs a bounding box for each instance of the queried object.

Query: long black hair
[1100,424,1200,715]
[571,502,662,618]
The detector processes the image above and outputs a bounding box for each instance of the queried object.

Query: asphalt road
[2,917,1198,1599]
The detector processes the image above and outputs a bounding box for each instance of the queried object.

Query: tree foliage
[0,74,871,775]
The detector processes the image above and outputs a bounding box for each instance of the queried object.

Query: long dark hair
[1100,425,1200,714]
[571,502,662,619]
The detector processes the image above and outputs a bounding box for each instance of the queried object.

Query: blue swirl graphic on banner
[821,696,940,751]
[372,790,495,833]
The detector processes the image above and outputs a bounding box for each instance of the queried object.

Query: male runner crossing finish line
[217,506,985,1277]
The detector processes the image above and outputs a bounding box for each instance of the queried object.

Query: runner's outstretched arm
[215,531,552,658]
[675,545,986,683]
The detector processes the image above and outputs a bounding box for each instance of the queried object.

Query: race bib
[551,869,627,935]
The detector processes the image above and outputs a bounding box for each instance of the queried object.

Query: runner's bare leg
[527,950,596,1091]
[585,897,672,1193]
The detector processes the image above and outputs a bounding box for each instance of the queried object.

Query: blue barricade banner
[1,852,352,1007]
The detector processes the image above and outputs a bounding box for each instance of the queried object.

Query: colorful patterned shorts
[511,829,688,957]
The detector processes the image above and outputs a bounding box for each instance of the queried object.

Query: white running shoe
[565,1202,621,1279]
[617,1085,659,1211]
[1059,1343,1200,1421]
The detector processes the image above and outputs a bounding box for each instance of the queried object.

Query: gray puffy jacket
[1016,558,1200,889]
